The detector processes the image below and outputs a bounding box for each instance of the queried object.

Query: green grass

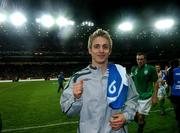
[0,80,178,133]
[0,81,78,133]
[129,101,178,133]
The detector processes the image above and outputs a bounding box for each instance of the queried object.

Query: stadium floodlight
[118,21,133,32]
[38,14,55,28]
[35,18,41,23]
[154,18,175,30]
[9,12,27,27]
[81,21,94,27]
[0,13,6,23]
[56,16,75,28]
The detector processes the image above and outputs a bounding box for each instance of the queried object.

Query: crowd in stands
[0,64,86,81]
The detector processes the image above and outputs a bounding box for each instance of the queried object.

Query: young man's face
[88,36,111,66]
[136,55,145,68]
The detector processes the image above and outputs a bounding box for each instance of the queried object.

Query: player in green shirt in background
[131,52,159,133]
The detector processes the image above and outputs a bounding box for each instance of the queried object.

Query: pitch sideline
[2,121,78,132]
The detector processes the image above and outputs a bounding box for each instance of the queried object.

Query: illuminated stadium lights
[118,22,133,32]
[35,18,41,23]
[0,13,6,23]
[154,18,175,30]
[56,16,75,28]
[81,21,94,27]
[37,15,55,28]
[9,12,27,26]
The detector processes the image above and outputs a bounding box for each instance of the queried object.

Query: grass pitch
[0,80,178,133]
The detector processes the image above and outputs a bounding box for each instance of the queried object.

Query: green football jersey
[131,64,158,100]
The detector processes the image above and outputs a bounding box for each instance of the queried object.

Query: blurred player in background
[131,52,159,133]
[155,64,168,115]
[166,59,180,133]
[57,72,66,92]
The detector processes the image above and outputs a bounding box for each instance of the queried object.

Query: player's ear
[109,49,112,55]
[88,48,92,55]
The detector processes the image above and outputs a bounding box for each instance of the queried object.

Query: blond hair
[88,29,112,49]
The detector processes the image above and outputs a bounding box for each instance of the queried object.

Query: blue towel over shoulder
[107,64,128,109]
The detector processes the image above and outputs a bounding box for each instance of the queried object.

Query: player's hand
[109,113,126,131]
[73,80,83,99]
